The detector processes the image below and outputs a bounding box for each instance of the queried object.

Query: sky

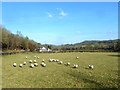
[2,2,118,45]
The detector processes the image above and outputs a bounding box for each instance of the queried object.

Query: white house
[39,47,52,53]
[47,48,52,52]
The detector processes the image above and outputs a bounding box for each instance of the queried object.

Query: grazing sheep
[19,64,23,67]
[88,65,94,69]
[29,60,32,63]
[49,59,57,62]
[73,64,78,68]
[41,62,46,67]
[53,59,56,62]
[42,59,45,62]
[34,56,36,58]
[56,59,59,62]
[30,64,34,68]
[37,57,40,59]
[67,62,70,66]
[33,60,37,63]
[25,56,27,59]
[76,56,79,59]
[34,63,38,67]
[43,63,46,67]
[23,61,26,65]
[41,62,44,65]
[59,61,63,64]
[13,63,17,67]
[49,59,53,62]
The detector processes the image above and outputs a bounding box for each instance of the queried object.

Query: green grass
[0,55,2,89]
[2,52,118,88]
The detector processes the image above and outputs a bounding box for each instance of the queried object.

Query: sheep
[25,56,27,59]
[23,61,26,65]
[37,57,40,59]
[59,61,63,64]
[76,56,79,59]
[49,59,57,62]
[42,59,45,62]
[41,62,46,67]
[33,60,37,63]
[13,62,17,67]
[19,64,23,67]
[67,62,70,66]
[88,65,94,69]
[41,62,45,65]
[34,56,36,58]
[56,59,59,62]
[73,64,78,68]
[34,63,38,67]
[29,60,32,63]
[30,64,34,68]
[53,59,56,62]
[49,59,53,62]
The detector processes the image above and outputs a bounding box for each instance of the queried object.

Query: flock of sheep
[13,56,94,70]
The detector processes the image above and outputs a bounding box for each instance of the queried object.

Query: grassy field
[2,52,118,88]
[0,55,2,89]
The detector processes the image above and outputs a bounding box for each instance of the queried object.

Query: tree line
[0,26,40,52]
[51,39,120,52]
[0,26,119,53]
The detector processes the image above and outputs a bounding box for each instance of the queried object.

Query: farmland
[2,52,118,88]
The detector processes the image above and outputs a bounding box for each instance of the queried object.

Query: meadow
[2,52,118,88]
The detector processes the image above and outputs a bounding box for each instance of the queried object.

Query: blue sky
[2,2,118,45]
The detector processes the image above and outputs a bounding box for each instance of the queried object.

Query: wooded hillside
[0,26,119,52]
[0,26,40,52]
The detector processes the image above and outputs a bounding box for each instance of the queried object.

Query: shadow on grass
[108,54,120,57]
[65,71,108,88]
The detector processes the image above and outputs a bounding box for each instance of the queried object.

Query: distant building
[39,47,52,53]
[47,48,52,52]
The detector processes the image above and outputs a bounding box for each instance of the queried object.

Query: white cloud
[46,8,67,19]
[57,8,68,17]
[46,12,53,18]
[59,10,67,17]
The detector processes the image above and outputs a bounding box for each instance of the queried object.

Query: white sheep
[41,62,46,67]
[33,60,37,63]
[76,56,79,59]
[73,64,78,68]
[42,59,45,62]
[34,63,38,67]
[88,65,94,69]
[19,64,23,67]
[67,62,70,66]
[56,59,59,62]
[37,57,40,59]
[59,61,63,64]
[13,63,17,67]
[43,63,46,67]
[41,62,44,65]
[25,56,27,59]
[34,56,36,58]
[29,60,32,63]
[52,59,56,62]
[49,59,53,62]
[23,61,26,65]
[30,64,34,68]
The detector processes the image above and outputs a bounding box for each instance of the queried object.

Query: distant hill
[53,39,120,52]
[1,25,119,52]
[74,39,119,46]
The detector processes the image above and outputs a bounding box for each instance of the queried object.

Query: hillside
[53,39,120,52]
[0,26,119,52]
[74,39,119,46]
